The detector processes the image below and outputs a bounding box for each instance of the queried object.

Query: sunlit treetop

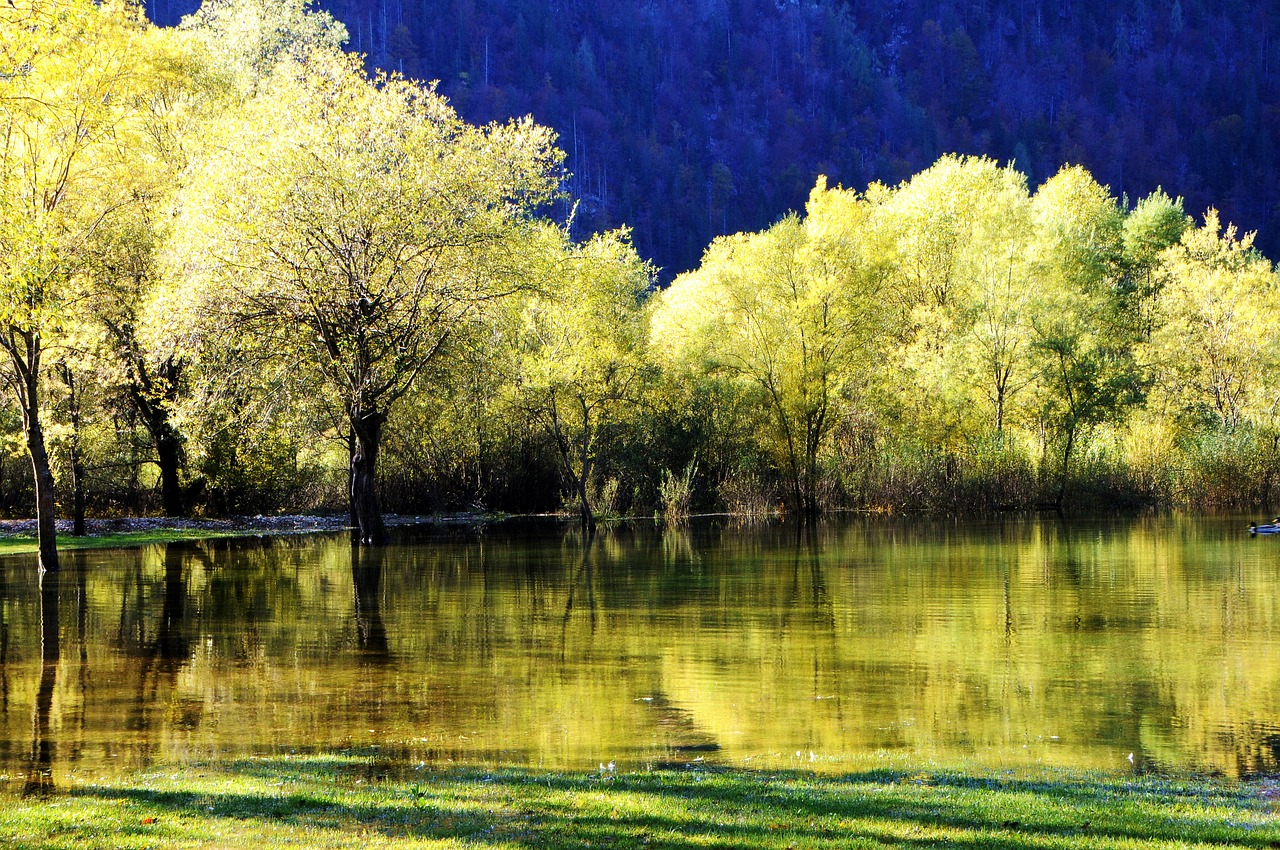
[179,0,348,90]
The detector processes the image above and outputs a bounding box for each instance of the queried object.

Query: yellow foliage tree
[168,50,562,543]
[0,0,188,569]
[652,179,884,516]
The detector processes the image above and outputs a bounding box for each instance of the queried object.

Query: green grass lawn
[1,757,1276,849]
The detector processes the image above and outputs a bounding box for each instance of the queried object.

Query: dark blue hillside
[149,0,1280,279]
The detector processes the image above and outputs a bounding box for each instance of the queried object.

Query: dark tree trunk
[1056,425,1076,509]
[347,430,359,530]
[27,412,60,574]
[575,431,595,531]
[2,331,59,572]
[69,437,86,537]
[549,399,594,530]
[349,410,387,545]
[155,428,185,518]
[111,328,188,517]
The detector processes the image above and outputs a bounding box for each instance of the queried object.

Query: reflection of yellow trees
[1,520,1280,784]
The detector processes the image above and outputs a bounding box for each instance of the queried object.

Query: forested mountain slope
[149,0,1280,279]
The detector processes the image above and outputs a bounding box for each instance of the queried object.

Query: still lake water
[2,515,1279,791]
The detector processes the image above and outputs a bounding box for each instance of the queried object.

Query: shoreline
[0,513,495,555]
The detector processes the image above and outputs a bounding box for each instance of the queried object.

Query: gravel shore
[0,514,355,539]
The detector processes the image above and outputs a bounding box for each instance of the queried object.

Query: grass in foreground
[1,757,1276,849]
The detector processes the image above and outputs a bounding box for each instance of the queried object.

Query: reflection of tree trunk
[24,571,60,796]
[352,543,389,659]
[0,558,9,717]
[120,544,196,762]
[561,535,598,656]
[156,543,190,663]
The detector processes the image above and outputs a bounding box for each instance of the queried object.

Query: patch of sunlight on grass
[0,758,1276,849]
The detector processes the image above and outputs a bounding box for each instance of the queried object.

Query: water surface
[2,515,1278,791]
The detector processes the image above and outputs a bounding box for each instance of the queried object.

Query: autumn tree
[871,155,1038,448]
[0,0,184,569]
[179,0,347,92]
[1121,188,1189,340]
[653,179,884,517]
[1146,210,1280,431]
[516,226,654,528]
[169,51,561,543]
[1028,165,1143,506]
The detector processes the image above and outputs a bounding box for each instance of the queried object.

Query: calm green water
[1,515,1279,791]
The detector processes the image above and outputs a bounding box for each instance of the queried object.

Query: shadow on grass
[67,760,1280,849]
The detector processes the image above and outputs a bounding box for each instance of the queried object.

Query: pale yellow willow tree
[871,155,1037,448]
[178,0,347,91]
[653,179,884,517]
[1146,210,1280,431]
[516,225,654,528]
[0,0,185,570]
[169,51,561,544]
[1027,165,1142,506]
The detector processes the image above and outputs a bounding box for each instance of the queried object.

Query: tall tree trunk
[28,421,60,573]
[154,427,184,518]
[132,388,186,518]
[547,393,594,530]
[347,430,359,529]
[577,403,595,530]
[1056,425,1076,509]
[349,409,387,545]
[2,331,60,572]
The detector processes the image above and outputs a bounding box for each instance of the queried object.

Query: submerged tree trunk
[349,409,388,545]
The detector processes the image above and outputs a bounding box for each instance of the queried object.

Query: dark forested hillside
[150,0,1280,279]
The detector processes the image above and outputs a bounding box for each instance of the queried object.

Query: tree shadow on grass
[67,761,1280,849]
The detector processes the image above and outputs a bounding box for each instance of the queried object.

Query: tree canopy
[7,1,1280,539]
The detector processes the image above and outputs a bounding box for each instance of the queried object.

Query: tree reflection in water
[352,540,389,660]
[23,568,58,797]
[0,517,1278,781]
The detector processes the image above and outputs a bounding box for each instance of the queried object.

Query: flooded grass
[1,758,1276,849]
[0,529,248,556]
